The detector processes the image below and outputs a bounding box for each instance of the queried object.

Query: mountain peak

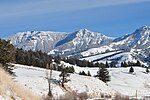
[78,28,89,32]
[135,25,150,33]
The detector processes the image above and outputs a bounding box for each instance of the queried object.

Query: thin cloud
[0,0,149,18]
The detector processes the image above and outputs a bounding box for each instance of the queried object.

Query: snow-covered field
[12,63,150,99]
[13,64,114,98]
[81,51,121,62]
[108,67,150,97]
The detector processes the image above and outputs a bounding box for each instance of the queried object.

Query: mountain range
[8,26,150,66]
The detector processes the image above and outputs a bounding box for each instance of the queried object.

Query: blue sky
[0,0,150,38]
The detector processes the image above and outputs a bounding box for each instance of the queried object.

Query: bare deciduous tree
[46,63,53,97]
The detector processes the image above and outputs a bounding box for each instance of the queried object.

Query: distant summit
[8,26,150,65]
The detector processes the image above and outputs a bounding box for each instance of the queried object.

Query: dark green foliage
[99,63,106,68]
[87,71,91,76]
[110,61,117,68]
[146,68,149,73]
[95,62,100,67]
[63,57,95,67]
[121,62,128,67]
[128,61,141,67]
[66,66,75,73]
[129,67,134,74]
[136,60,141,67]
[54,55,61,64]
[0,39,16,74]
[106,61,109,68]
[57,64,63,71]
[121,61,142,67]
[16,48,52,68]
[59,64,70,87]
[79,71,87,76]
[0,39,16,66]
[96,66,110,83]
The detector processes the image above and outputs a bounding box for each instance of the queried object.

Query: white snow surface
[81,46,114,57]
[12,63,150,98]
[81,51,121,62]
[13,64,114,98]
[61,62,150,97]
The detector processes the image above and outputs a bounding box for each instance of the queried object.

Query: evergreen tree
[136,60,141,67]
[110,61,117,68]
[0,39,16,73]
[79,71,87,76]
[146,68,149,73]
[59,64,70,87]
[106,61,109,68]
[96,66,110,83]
[66,66,75,73]
[129,67,134,74]
[124,62,128,67]
[87,71,91,76]
[121,61,128,67]
[54,55,61,64]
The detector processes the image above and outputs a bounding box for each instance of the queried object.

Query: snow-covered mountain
[111,26,150,50]
[53,29,113,56]
[79,26,150,65]
[9,31,68,53]
[8,26,150,65]
[8,29,113,55]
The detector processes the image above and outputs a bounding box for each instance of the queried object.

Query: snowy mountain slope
[9,31,68,53]
[81,50,122,62]
[78,26,150,65]
[8,26,150,65]
[13,64,114,98]
[108,67,150,97]
[8,29,113,56]
[61,62,150,97]
[81,50,139,64]
[54,29,113,55]
[80,46,115,57]
[111,26,150,50]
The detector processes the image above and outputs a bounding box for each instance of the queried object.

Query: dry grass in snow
[0,66,41,100]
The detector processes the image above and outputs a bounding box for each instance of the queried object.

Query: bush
[113,93,129,100]
[44,91,88,100]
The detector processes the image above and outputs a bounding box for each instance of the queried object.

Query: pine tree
[96,66,110,83]
[59,64,70,87]
[136,60,141,67]
[129,67,134,74]
[146,68,149,73]
[79,71,87,76]
[106,61,109,68]
[87,71,91,76]
[0,39,16,73]
[54,55,61,64]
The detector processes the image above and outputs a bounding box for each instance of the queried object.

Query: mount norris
[8,26,150,65]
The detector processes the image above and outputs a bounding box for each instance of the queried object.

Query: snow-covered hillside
[0,67,41,100]
[108,67,150,97]
[8,29,113,56]
[12,63,150,99]
[13,64,114,99]
[77,26,150,65]
[112,26,150,49]
[81,50,141,66]
[62,62,150,97]
[8,26,150,65]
